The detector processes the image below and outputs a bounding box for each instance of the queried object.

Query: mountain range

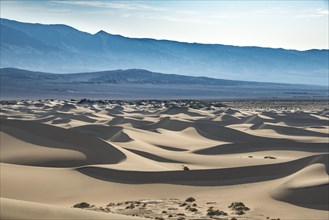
[1,68,328,100]
[1,18,328,86]
[0,68,280,86]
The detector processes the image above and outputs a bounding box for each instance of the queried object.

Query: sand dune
[193,141,328,155]
[271,162,329,210]
[124,148,183,163]
[0,198,143,219]
[70,124,133,142]
[77,154,328,186]
[0,100,328,219]
[250,122,329,137]
[0,119,126,167]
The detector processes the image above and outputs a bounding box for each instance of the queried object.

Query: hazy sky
[1,0,328,50]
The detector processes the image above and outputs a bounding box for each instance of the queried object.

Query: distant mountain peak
[95,30,108,35]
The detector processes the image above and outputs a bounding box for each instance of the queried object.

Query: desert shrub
[229,202,249,215]
[182,165,190,171]
[125,204,135,209]
[185,197,195,202]
[179,202,187,207]
[189,207,198,212]
[264,156,276,159]
[207,206,214,211]
[73,202,91,209]
[207,209,227,216]
[207,206,227,216]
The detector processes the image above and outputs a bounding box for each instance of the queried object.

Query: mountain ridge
[1,18,328,52]
[1,68,327,100]
[0,67,277,85]
[1,18,328,86]
[1,67,327,87]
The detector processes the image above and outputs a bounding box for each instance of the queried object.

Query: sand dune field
[1,100,328,220]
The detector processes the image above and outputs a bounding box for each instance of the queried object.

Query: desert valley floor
[0,100,328,220]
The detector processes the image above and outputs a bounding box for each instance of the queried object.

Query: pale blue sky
[1,0,328,50]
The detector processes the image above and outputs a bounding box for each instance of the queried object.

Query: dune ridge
[77,154,328,186]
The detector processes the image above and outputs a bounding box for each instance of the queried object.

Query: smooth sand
[0,100,328,219]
